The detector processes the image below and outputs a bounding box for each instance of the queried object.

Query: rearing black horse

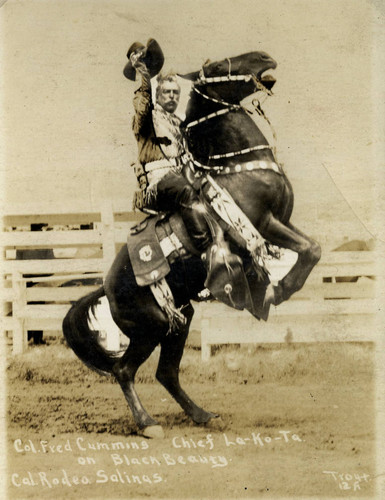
[63,50,321,438]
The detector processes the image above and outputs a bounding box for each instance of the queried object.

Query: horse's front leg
[261,214,321,305]
[156,304,218,424]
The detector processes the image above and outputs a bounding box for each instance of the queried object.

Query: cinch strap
[191,158,282,175]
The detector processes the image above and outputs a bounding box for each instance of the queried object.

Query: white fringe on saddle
[150,279,187,334]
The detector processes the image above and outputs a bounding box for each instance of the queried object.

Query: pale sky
[1,0,384,241]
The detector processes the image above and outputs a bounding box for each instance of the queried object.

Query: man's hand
[130,49,149,77]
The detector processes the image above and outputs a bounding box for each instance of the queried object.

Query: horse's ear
[178,71,200,81]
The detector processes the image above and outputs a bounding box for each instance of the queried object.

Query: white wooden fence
[1,203,142,354]
[0,205,376,358]
[200,251,376,360]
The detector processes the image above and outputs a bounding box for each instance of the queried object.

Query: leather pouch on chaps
[127,215,170,287]
[204,237,253,312]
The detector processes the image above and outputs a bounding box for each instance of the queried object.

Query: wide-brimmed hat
[123,38,164,81]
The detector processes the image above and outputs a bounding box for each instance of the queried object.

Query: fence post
[12,272,27,354]
[100,201,120,349]
[201,318,211,362]
[101,201,117,277]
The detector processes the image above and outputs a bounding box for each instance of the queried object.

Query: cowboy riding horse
[63,45,321,438]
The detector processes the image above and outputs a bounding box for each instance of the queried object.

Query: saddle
[128,215,170,286]
[127,186,272,321]
[128,214,190,286]
[127,214,190,332]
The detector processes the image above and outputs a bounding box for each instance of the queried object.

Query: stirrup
[204,240,252,311]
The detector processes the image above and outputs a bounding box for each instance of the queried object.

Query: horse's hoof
[141,425,165,439]
[204,411,219,421]
[205,416,226,431]
[194,411,219,425]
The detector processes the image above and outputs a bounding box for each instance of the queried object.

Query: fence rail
[1,205,376,357]
[200,254,376,360]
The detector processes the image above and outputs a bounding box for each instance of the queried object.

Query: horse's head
[181,51,277,103]
[177,51,278,166]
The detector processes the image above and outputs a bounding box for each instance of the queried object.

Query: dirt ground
[6,342,376,499]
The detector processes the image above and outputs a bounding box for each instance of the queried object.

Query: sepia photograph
[1,0,384,498]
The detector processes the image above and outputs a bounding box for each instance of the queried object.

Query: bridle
[184,57,276,169]
[197,58,273,91]
[185,58,270,130]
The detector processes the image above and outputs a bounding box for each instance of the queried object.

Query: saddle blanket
[127,215,184,287]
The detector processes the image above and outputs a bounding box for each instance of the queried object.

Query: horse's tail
[62,286,122,376]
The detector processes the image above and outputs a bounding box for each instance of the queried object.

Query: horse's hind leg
[156,304,218,424]
[112,333,161,433]
[261,214,321,304]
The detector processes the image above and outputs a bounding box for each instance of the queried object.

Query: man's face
[157,81,180,113]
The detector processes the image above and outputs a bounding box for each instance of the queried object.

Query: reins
[184,77,242,131]
[184,58,276,169]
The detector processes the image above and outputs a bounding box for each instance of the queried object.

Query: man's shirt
[132,75,184,166]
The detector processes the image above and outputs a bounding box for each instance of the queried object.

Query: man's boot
[180,202,211,254]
